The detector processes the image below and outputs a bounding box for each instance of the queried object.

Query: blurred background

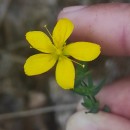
[0,0,130,130]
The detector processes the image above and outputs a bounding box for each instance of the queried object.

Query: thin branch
[0,103,77,120]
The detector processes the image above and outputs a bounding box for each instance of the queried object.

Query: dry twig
[0,103,77,120]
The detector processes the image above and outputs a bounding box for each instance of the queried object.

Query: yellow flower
[24,18,101,89]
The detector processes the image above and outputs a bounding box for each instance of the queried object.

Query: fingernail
[62,5,86,13]
[58,6,86,20]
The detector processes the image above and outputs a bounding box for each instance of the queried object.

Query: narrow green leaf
[87,72,93,87]
[82,97,93,108]
[75,62,88,87]
[92,78,106,96]
[81,81,88,87]
[102,105,111,112]
[73,87,90,96]
[88,107,99,113]
[82,97,100,113]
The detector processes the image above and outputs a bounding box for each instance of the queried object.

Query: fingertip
[58,3,130,56]
[59,6,86,15]
[66,110,97,130]
[66,111,130,130]
[58,6,86,20]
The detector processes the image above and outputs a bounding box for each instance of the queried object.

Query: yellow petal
[56,56,75,89]
[24,54,57,75]
[52,18,74,48]
[26,31,55,53]
[63,42,101,61]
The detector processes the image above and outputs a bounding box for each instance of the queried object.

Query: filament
[44,25,52,38]
[71,59,85,68]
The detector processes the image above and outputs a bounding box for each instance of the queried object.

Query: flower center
[56,48,63,56]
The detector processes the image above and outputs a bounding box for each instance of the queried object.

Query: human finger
[58,3,130,56]
[66,110,130,130]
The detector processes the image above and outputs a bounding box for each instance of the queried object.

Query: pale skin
[58,3,130,130]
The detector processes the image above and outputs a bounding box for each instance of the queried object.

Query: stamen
[44,25,52,38]
[71,59,85,68]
